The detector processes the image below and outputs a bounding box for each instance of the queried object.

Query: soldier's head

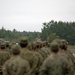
[5,41,9,48]
[35,41,42,49]
[43,41,49,47]
[50,42,59,53]
[11,44,20,55]
[0,42,6,50]
[19,37,28,48]
[60,39,68,50]
[52,39,61,45]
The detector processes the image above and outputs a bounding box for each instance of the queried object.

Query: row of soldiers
[0,37,75,75]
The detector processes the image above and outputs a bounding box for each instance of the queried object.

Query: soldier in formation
[3,44,30,75]
[39,41,75,75]
[0,42,10,75]
[0,37,75,75]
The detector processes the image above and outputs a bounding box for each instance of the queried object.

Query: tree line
[0,27,40,43]
[0,20,75,44]
[41,20,75,45]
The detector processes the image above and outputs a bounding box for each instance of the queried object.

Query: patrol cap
[50,42,59,53]
[11,44,20,54]
[59,39,68,50]
[60,39,68,46]
[0,42,6,47]
[19,37,28,47]
[5,41,9,46]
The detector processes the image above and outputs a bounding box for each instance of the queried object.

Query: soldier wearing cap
[3,44,30,75]
[59,39,75,73]
[52,39,75,75]
[4,41,12,54]
[19,37,39,75]
[0,42,10,75]
[39,42,75,75]
[39,42,62,75]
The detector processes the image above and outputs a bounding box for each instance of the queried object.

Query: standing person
[0,42,10,75]
[19,37,39,75]
[52,39,75,75]
[3,44,30,75]
[39,42,74,75]
[58,39,75,74]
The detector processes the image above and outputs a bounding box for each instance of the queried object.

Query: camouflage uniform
[40,47,50,59]
[0,43,10,75]
[38,41,50,61]
[3,55,30,75]
[19,37,39,75]
[39,53,75,75]
[54,39,75,74]
[39,42,74,75]
[34,51,43,75]
[66,50,75,69]
[20,48,39,75]
[58,50,75,75]
[3,44,30,75]
[5,41,12,54]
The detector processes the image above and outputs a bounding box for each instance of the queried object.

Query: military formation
[0,37,75,75]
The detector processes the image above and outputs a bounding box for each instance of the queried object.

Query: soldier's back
[58,50,75,75]
[20,48,39,75]
[39,54,64,75]
[39,53,74,75]
[3,55,30,75]
[34,51,43,75]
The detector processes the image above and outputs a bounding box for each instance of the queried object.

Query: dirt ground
[68,45,75,53]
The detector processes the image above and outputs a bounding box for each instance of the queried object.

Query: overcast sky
[0,0,75,32]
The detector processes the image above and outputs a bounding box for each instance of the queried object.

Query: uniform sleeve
[17,60,30,75]
[39,58,50,75]
[3,62,10,75]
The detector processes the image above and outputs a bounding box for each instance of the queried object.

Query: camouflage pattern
[39,41,75,75]
[66,50,75,68]
[40,47,50,58]
[34,51,43,75]
[39,53,74,75]
[19,37,41,75]
[20,48,39,75]
[58,50,75,75]
[0,50,10,75]
[4,41,12,54]
[3,55,30,75]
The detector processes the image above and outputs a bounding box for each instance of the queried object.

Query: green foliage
[1,20,75,45]
[0,27,40,43]
[41,20,75,45]
[49,33,60,42]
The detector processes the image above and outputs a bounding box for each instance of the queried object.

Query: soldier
[32,42,44,75]
[39,42,74,75]
[53,39,75,74]
[19,37,39,75]
[3,44,30,75]
[0,42,10,75]
[5,41,12,54]
[37,41,50,61]
[58,39,75,74]
[41,41,50,57]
